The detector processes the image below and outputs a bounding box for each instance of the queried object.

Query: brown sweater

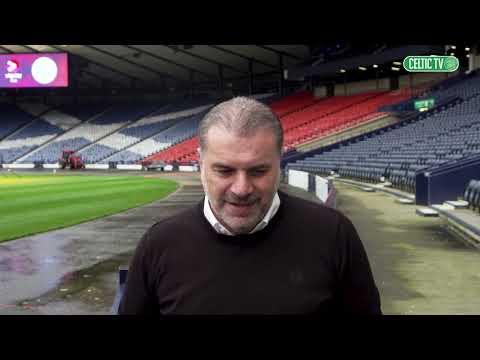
[118,190,382,315]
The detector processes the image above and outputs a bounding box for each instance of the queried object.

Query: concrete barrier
[288,169,337,209]
[179,165,199,172]
[315,175,329,203]
[116,164,143,171]
[86,164,109,170]
[288,169,309,191]
[43,163,60,169]
[3,163,35,169]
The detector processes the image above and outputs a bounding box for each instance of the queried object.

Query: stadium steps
[297,113,402,152]
[13,107,113,163]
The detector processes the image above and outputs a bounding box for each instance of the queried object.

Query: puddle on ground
[17,252,133,312]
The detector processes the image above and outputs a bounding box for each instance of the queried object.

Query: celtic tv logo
[444,57,458,71]
[403,56,459,72]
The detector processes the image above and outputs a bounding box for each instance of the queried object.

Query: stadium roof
[0,45,310,91]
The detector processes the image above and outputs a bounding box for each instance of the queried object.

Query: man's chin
[230,226,255,236]
[223,218,257,235]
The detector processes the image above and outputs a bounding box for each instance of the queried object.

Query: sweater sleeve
[117,228,160,315]
[335,214,382,315]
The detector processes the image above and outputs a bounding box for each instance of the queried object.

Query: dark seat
[472,181,480,211]
[464,179,477,204]
[111,266,129,314]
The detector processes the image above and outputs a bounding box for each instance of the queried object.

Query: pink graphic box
[0,53,68,88]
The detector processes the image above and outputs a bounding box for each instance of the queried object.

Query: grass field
[0,173,179,243]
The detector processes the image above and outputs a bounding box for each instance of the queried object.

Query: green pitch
[0,173,179,243]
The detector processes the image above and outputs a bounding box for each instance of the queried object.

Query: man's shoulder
[130,202,207,265]
[149,203,201,234]
[142,203,202,247]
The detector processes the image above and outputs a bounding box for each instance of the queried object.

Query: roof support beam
[278,53,285,96]
[123,45,216,80]
[79,70,107,87]
[0,45,19,54]
[253,45,303,61]
[162,45,249,75]
[48,45,145,84]
[207,45,279,70]
[218,64,224,94]
[85,45,186,84]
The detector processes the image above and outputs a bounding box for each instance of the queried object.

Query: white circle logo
[31,57,58,85]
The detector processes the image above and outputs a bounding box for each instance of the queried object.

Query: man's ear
[197,147,203,168]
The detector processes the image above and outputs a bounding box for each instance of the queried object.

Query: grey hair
[198,96,283,154]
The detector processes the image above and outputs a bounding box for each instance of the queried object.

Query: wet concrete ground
[0,172,204,314]
[1,171,479,314]
[334,181,480,315]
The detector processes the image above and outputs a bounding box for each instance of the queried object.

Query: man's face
[200,126,281,235]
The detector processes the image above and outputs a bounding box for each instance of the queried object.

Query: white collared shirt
[203,193,281,236]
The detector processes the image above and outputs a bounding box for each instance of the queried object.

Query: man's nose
[230,173,254,197]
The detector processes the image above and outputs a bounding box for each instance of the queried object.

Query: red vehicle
[59,150,85,170]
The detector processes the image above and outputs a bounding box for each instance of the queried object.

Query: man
[118,97,381,315]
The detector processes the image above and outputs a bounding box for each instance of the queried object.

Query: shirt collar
[203,192,281,236]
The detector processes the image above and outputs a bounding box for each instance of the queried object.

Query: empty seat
[464,179,478,204]
[472,181,480,211]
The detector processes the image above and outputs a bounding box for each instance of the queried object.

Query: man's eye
[216,169,233,175]
[250,169,267,176]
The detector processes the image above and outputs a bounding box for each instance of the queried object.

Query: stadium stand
[102,109,209,164]
[287,74,480,193]
[142,137,200,164]
[100,94,275,165]
[0,104,39,141]
[15,103,51,117]
[382,70,480,112]
[0,107,86,163]
[281,90,413,150]
[80,101,213,164]
[139,89,413,165]
[268,90,321,117]
[17,104,159,163]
